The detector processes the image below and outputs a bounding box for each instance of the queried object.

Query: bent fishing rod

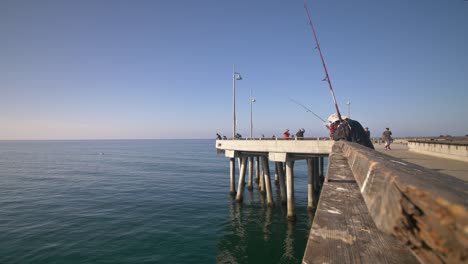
[304,0,343,122]
[289,98,327,123]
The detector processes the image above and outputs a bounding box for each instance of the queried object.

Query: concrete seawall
[407,140,468,162]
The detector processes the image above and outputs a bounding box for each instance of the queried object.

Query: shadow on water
[215,158,327,264]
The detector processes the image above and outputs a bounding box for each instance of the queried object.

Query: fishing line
[304,0,343,122]
[289,97,327,123]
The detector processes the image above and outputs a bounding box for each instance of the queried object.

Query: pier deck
[374,143,468,181]
[216,139,467,264]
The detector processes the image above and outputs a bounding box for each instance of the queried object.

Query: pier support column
[307,158,314,209]
[236,157,248,202]
[313,157,320,196]
[276,162,287,205]
[319,157,325,185]
[286,160,296,221]
[274,164,279,186]
[259,159,266,194]
[237,157,245,184]
[261,157,274,207]
[247,157,254,191]
[229,158,236,196]
[255,157,260,184]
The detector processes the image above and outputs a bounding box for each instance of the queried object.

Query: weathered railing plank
[338,141,468,264]
[303,149,418,263]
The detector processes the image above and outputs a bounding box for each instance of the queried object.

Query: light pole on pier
[250,88,256,138]
[346,99,351,118]
[233,64,242,138]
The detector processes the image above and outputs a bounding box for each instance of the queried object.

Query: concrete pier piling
[319,157,324,184]
[307,158,314,209]
[255,157,260,183]
[247,157,253,191]
[274,165,279,186]
[286,160,296,221]
[276,162,287,205]
[313,157,319,196]
[236,157,247,202]
[261,157,274,207]
[229,158,236,195]
[259,159,266,193]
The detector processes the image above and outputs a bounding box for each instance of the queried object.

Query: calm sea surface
[0,139,325,264]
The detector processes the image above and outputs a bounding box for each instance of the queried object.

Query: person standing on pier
[365,127,370,138]
[382,128,393,150]
[329,114,374,149]
[295,128,305,139]
[325,122,336,138]
[283,129,290,139]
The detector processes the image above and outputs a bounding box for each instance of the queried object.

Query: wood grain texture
[338,141,468,264]
[303,151,418,264]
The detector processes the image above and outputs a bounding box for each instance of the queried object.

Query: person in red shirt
[283,129,290,139]
[325,122,336,138]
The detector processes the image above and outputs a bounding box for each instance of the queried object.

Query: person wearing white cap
[327,113,348,124]
[328,113,374,149]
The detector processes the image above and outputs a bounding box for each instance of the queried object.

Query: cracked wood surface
[302,151,418,264]
[339,141,467,264]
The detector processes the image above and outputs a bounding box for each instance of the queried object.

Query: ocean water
[0,139,324,264]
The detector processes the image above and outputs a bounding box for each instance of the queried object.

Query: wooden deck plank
[303,152,418,264]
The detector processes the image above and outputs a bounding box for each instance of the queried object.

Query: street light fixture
[233,64,242,138]
[346,99,351,118]
[250,88,256,138]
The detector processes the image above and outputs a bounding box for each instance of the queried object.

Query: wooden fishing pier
[216,138,467,264]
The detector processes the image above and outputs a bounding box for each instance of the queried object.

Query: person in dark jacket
[365,127,370,138]
[328,114,374,149]
[295,128,305,138]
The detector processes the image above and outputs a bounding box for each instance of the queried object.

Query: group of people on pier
[325,114,393,150]
[282,128,305,139]
[216,114,393,150]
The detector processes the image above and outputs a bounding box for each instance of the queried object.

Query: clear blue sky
[1,0,467,139]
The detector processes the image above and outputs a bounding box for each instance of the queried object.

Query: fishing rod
[289,98,327,123]
[304,0,343,122]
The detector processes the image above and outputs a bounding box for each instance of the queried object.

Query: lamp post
[250,88,256,138]
[233,64,242,138]
[346,99,351,118]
